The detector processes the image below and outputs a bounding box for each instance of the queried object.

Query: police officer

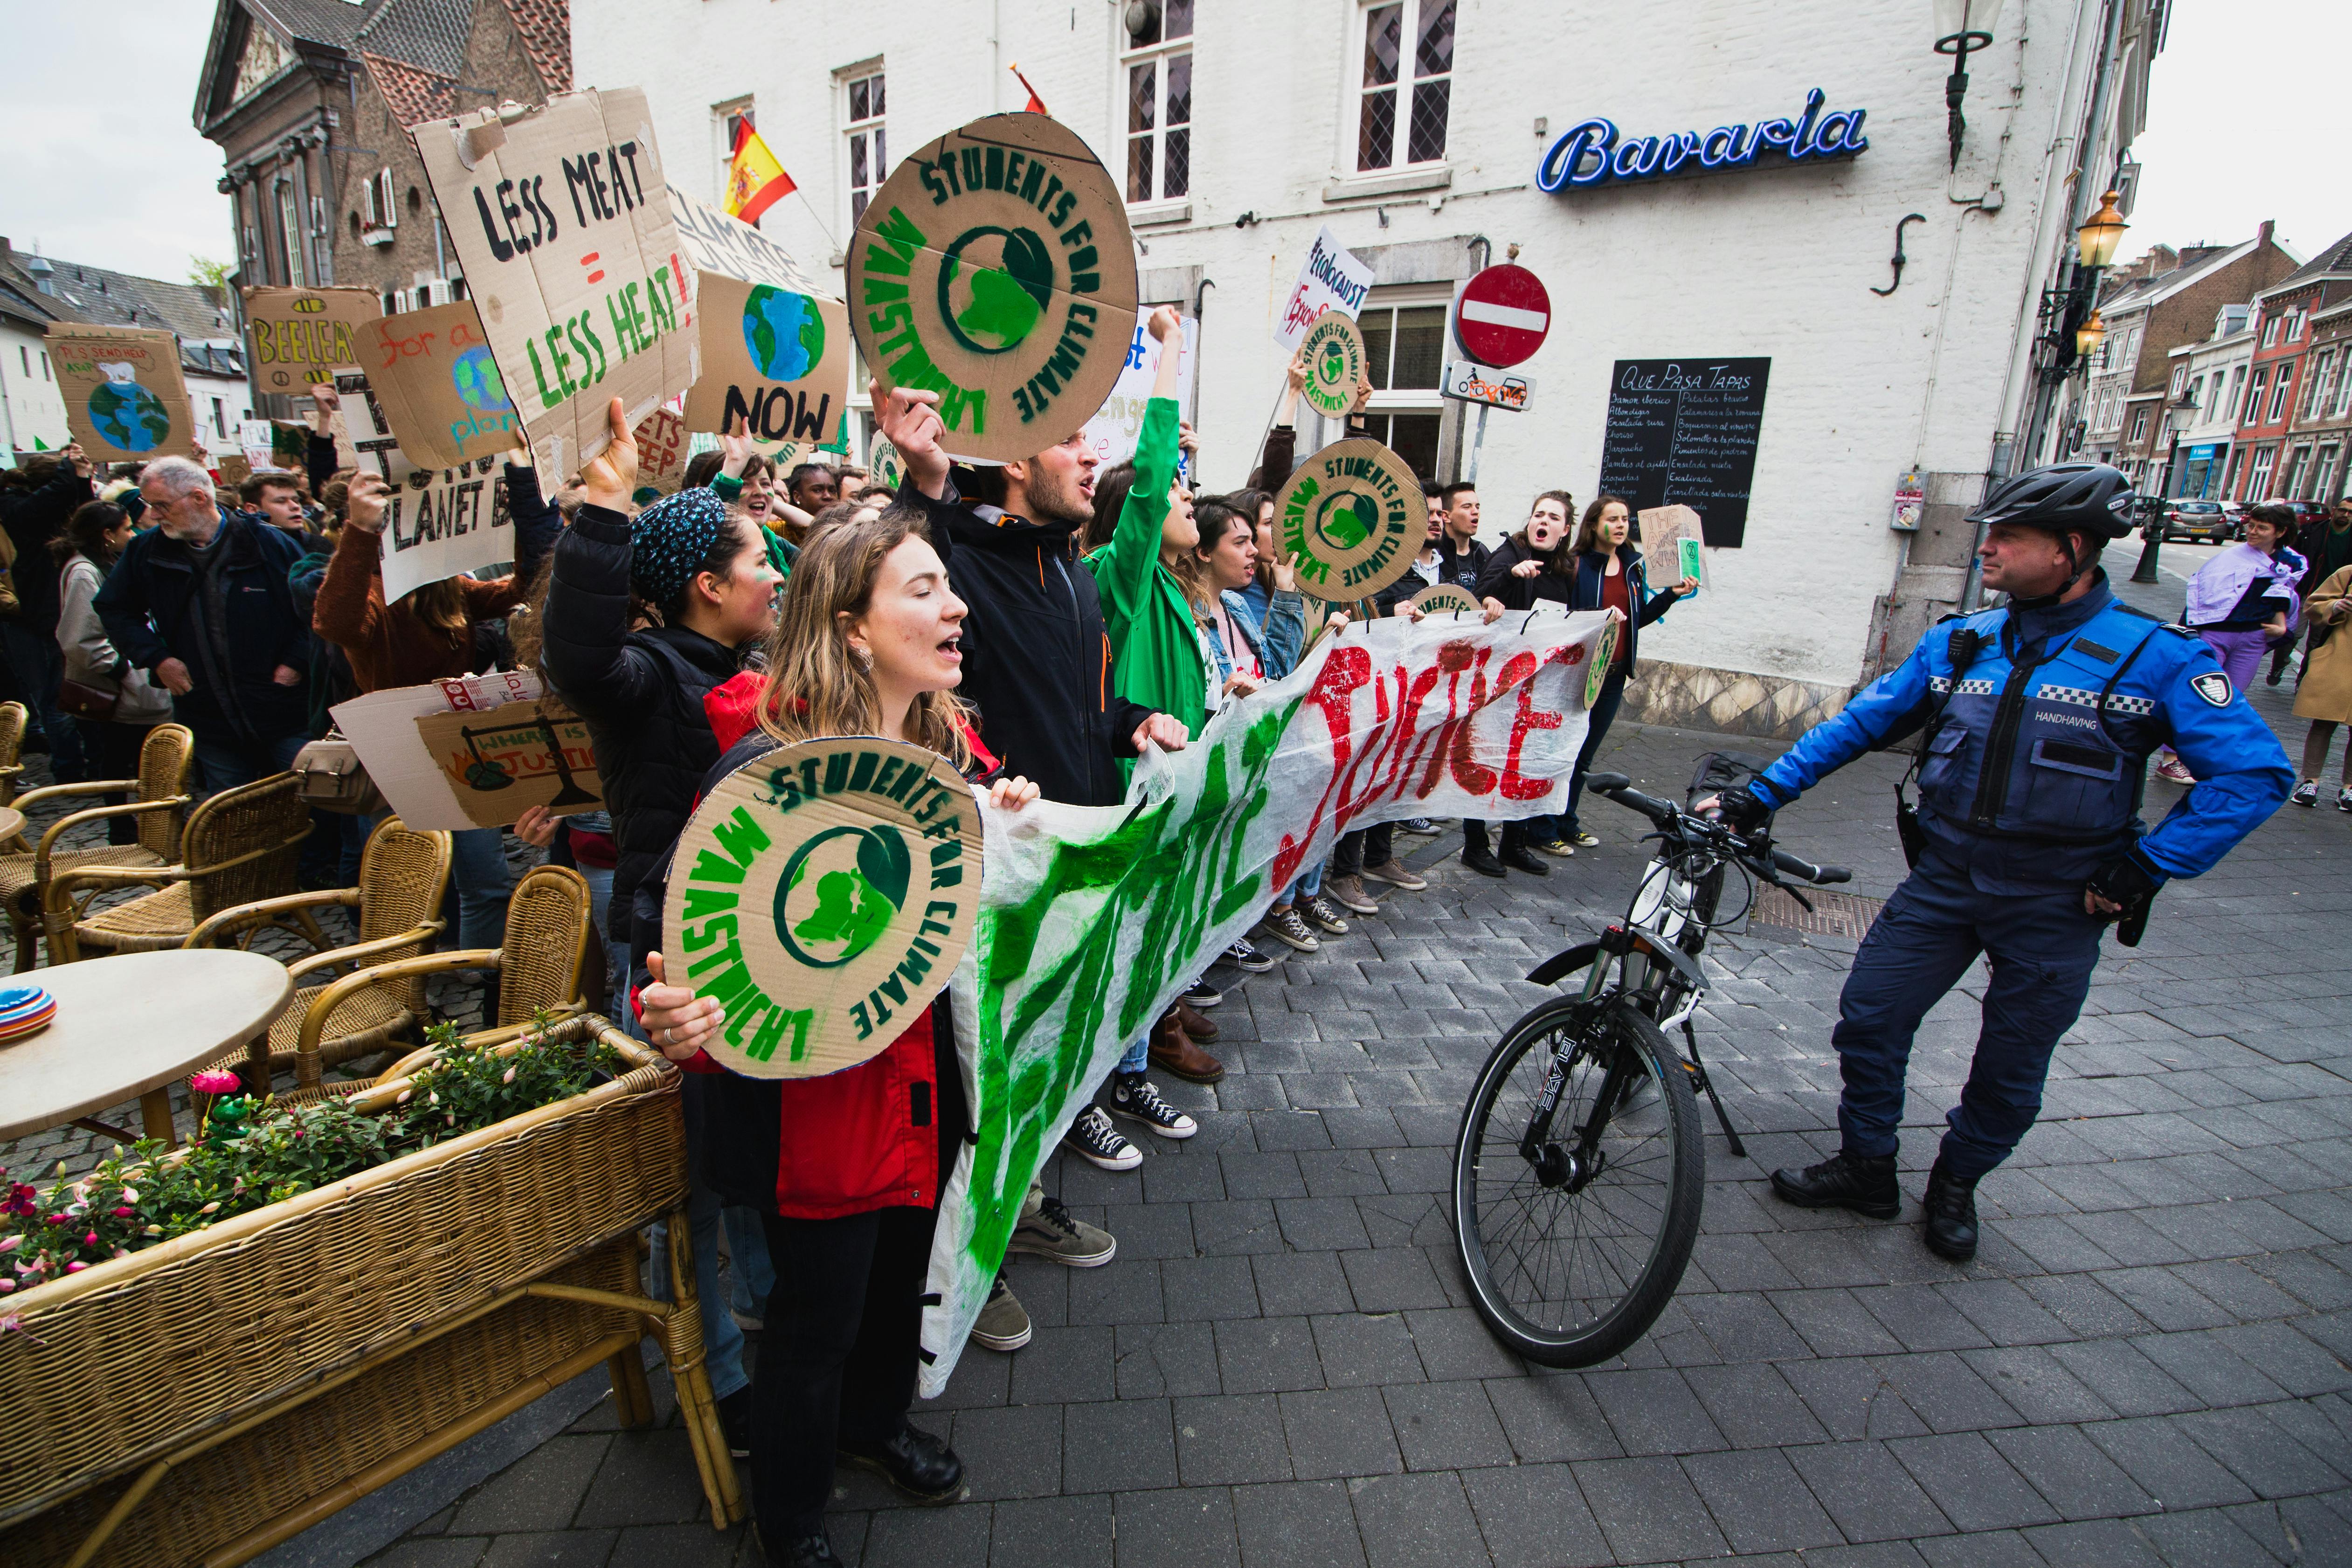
[1715,463,2292,1260]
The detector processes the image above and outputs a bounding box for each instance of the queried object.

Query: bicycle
[1451,762,1851,1367]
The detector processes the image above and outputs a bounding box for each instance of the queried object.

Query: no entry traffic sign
[1453,265,1551,369]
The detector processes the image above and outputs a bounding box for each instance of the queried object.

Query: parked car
[2281,497,2330,532]
[2151,499,2232,543]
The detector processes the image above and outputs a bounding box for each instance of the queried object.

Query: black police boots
[839,1424,966,1504]
[1769,1149,1901,1220]
[1921,1159,1980,1261]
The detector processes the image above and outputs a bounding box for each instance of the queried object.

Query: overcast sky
[0,1,2341,284]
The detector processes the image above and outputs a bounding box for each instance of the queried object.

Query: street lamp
[1934,0,2004,169]
[2131,398,2203,584]
[2076,189,2130,269]
[2075,311,2107,361]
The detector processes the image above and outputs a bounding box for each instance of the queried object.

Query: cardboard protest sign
[216,453,254,489]
[1274,225,1373,351]
[663,737,983,1079]
[335,671,553,829]
[1079,311,1197,470]
[46,326,197,461]
[1636,504,1703,596]
[1411,582,1481,615]
[333,365,516,602]
[354,301,522,470]
[847,111,1139,463]
[414,696,602,827]
[1273,438,1425,603]
[409,89,698,480]
[1298,310,1369,421]
[242,287,380,396]
[635,405,689,494]
[867,435,905,492]
[667,186,852,459]
[917,608,1615,1393]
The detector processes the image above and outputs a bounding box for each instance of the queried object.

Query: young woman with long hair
[633,507,1042,1568]
[1557,493,1696,844]
[51,501,173,842]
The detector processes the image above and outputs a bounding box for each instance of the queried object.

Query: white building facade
[576,0,2158,736]
[2163,305,2252,501]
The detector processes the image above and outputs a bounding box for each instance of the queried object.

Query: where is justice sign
[846,112,1139,463]
[410,89,698,478]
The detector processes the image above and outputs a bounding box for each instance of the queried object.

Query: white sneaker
[1063,1104,1141,1171]
[2291,779,2319,808]
[2338,787,2352,814]
[1110,1072,1197,1139]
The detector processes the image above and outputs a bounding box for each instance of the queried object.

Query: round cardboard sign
[1298,311,1368,421]
[846,112,1139,463]
[661,737,982,1079]
[1410,582,1481,615]
[867,435,905,493]
[1272,439,1426,604]
[1584,617,1620,709]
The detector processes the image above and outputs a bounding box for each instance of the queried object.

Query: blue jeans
[190,727,308,793]
[447,826,513,951]
[624,998,765,1400]
[1562,666,1628,835]
[1828,850,2104,1181]
[1286,861,1324,903]
[1,622,83,783]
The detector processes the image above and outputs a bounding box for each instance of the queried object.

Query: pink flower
[188,1070,243,1097]
[111,1207,134,1219]
[0,1278,13,1292]
[0,1236,18,1255]
[82,1230,98,1247]
[119,1187,138,1204]
[64,1261,87,1273]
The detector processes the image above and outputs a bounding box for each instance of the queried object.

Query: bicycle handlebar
[1585,771,1851,886]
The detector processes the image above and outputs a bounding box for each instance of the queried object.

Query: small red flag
[1010,63,1049,116]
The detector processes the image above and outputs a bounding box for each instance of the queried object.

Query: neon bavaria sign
[1537,89,1868,192]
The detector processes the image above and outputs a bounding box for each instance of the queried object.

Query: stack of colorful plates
[0,984,57,1043]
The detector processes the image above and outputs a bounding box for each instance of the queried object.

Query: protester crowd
[0,304,2333,1568]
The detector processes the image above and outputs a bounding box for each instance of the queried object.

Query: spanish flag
[725,121,795,225]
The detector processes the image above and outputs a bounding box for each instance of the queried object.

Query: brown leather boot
[1173,1001,1220,1042]
[1148,1009,1225,1084]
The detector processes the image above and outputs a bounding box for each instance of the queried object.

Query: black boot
[1921,1158,1980,1261]
[1461,820,1505,877]
[839,1423,966,1504]
[1499,824,1549,877]
[1770,1148,1901,1219]
[759,1527,843,1568]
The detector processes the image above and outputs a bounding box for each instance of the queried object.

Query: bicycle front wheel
[1452,995,1704,1367]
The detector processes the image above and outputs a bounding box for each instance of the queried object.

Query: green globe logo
[936,226,1055,354]
[775,823,912,969]
[451,346,512,413]
[741,285,825,381]
[1313,488,1381,553]
[1317,339,1348,388]
[87,380,171,453]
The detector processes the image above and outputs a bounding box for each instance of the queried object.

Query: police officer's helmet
[1966,462,2136,541]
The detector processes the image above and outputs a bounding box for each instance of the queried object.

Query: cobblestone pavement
[12,560,2350,1567]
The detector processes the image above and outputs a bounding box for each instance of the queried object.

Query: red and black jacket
[630,673,992,1220]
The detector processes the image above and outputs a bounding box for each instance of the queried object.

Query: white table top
[0,950,294,1141]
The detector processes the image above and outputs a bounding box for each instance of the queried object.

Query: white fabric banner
[918,609,1613,1395]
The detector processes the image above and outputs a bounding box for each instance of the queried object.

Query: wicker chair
[287,863,593,1089]
[43,770,312,964]
[0,723,196,971]
[187,815,455,1091]
[0,699,25,820]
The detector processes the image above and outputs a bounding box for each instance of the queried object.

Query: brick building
[2073,224,2297,488]
[2227,228,2352,503]
[193,0,570,412]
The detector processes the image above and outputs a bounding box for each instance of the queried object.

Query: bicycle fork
[1518,953,1639,1192]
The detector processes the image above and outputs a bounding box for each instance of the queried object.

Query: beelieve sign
[1274,438,1425,603]
[1298,311,1368,421]
[1539,88,1868,193]
[663,737,983,1079]
[847,112,1139,463]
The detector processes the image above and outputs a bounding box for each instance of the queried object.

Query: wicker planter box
[0,1015,744,1567]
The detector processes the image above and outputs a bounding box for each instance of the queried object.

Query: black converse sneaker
[1263,906,1320,953]
[1063,1104,1141,1170]
[1110,1071,1198,1139]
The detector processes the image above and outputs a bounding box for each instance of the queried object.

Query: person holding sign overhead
[1556,494,1698,847]
[634,509,1051,1568]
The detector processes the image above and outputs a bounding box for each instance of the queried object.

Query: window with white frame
[2221,364,2243,419]
[2335,352,2352,419]
[2262,315,2282,348]
[2266,363,2295,424]
[1122,0,1191,204]
[2250,445,2277,497]
[2302,349,2335,421]
[2244,366,2267,424]
[2290,310,2306,342]
[2283,444,2311,498]
[715,97,754,196]
[1356,0,1453,173]
[276,180,305,287]
[843,69,885,225]
[2186,375,2203,413]
[1354,290,1449,477]
[2169,365,2187,399]
[2314,444,2340,502]
[2130,406,2150,445]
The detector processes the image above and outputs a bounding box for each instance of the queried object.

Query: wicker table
[0,949,293,1145]
[0,807,23,844]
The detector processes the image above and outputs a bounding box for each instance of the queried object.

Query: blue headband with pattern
[630,486,730,607]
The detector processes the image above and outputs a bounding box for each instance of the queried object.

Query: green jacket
[710,472,797,580]
[1086,397,1208,740]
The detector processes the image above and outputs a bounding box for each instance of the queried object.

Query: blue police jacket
[1747,572,2292,895]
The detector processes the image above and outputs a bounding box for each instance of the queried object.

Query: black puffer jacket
[902,480,1151,809]
[1476,534,1575,613]
[541,503,751,940]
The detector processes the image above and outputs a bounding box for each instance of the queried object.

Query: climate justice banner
[916,608,1615,1393]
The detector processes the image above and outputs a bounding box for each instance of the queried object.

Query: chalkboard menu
[1597,358,1771,547]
